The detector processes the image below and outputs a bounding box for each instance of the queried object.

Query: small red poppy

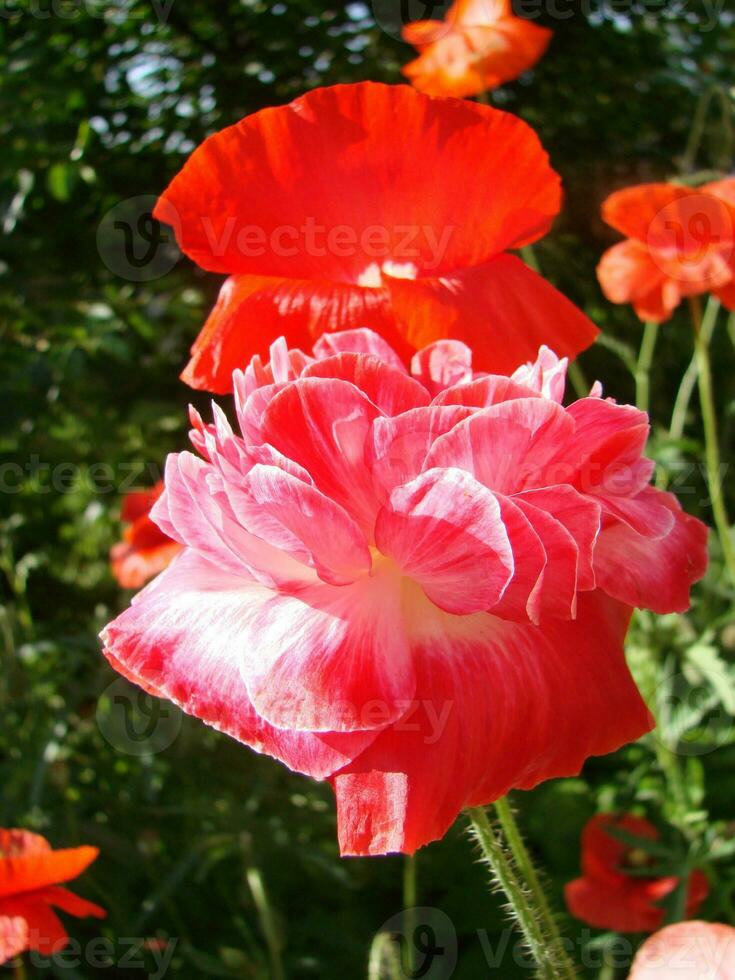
[110,481,182,588]
[565,814,709,932]
[154,82,597,393]
[0,829,105,965]
[597,179,735,322]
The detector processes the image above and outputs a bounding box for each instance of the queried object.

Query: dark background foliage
[1,1,734,976]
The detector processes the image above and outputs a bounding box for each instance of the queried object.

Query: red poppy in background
[402,0,552,99]
[0,829,105,965]
[101,329,707,856]
[110,482,182,589]
[597,179,735,322]
[629,921,735,979]
[565,814,709,933]
[154,82,597,393]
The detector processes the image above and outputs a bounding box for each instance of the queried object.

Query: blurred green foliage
[1,1,734,976]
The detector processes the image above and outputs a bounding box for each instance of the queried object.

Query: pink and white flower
[101,329,707,855]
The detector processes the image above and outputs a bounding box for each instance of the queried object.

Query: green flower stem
[669,297,720,442]
[403,854,417,976]
[494,798,571,964]
[689,296,735,585]
[635,320,659,414]
[467,804,579,980]
[246,865,284,980]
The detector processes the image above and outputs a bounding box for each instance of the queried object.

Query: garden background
[1,1,734,976]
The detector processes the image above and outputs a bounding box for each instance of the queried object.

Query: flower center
[357,260,418,288]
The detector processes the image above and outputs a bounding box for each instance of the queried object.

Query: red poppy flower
[629,921,735,979]
[101,329,707,856]
[565,814,709,932]
[0,829,105,965]
[110,481,182,588]
[154,82,597,393]
[402,0,552,98]
[597,179,735,323]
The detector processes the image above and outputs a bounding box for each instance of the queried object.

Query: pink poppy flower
[101,329,707,855]
[629,922,735,979]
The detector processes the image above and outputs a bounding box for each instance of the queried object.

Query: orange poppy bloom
[154,83,597,393]
[402,0,552,99]
[597,179,735,322]
[110,482,182,588]
[0,829,105,964]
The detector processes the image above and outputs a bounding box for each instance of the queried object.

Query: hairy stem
[467,804,579,979]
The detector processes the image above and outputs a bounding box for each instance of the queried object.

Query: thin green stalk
[246,865,284,980]
[669,297,720,442]
[689,295,735,585]
[567,361,589,400]
[402,854,417,977]
[635,321,659,414]
[467,804,579,980]
[13,959,27,980]
[681,87,714,173]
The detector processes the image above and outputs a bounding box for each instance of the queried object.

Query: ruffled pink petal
[593,490,708,613]
[312,328,406,372]
[332,590,652,855]
[512,496,579,620]
[301,353,430,415]
[367,405,474,498]
[374,467,513,615]
[431,373,540,408]
[232,463,372,586]
[511,345,568,403]
[514,485,600,590]
[410,340,474,396]
[152,454,312,588]
[239,572,415,733]
[548,397,650,496]
[261,378,381,531]
[101,552,376,778]
[424,399,574,494]
[484,494,546,623]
